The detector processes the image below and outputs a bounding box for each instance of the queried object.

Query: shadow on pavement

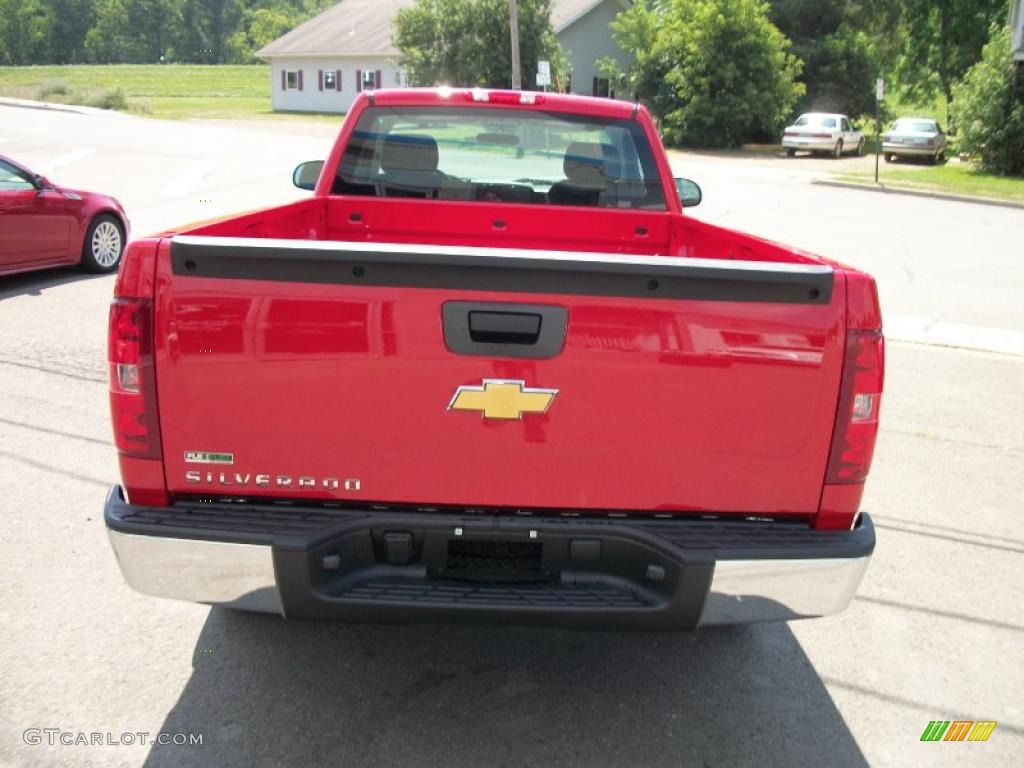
[0,265,109,300]
[144,610,866,767]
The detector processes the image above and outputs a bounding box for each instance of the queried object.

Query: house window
[592,77,611,98]
[285,70,303,90]
[323,70,337,90]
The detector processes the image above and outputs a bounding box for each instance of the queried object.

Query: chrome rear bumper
[105,486,874,627]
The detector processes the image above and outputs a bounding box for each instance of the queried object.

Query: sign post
[536,60,551,90]
[875,77,884,184]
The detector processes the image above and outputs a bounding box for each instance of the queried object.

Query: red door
[0,159,73,268]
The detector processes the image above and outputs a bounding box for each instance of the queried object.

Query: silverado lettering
[104,88,882,628]
[183,472,359,491]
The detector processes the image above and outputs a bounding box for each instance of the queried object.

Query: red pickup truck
[105,89,882,628]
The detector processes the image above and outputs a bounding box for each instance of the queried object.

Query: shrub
[87,87,128,111]
[953,25,1024,177]
[37,80,69,99]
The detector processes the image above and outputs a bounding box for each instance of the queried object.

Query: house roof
[256,0,630,58]
[256,0,415,58]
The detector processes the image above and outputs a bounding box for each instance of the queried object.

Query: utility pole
[509,0,522,89]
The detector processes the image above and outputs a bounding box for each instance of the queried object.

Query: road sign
[536,60,551,87]
[876,78,885,101]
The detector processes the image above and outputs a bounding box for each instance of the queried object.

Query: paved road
[0,105,1021,767]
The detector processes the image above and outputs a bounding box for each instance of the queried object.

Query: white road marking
[160,162,213,200]
[886,314,1024,357]
[36,147,95,173]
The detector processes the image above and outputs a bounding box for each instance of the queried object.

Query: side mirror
[32,174,50,190]
[292,160,324,190]
[675,177,702,208]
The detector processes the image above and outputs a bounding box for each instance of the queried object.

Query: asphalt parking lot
[0,103,1021,767]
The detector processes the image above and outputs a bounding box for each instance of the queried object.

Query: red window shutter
[375,70,382,89]
[336,69,342,91]
[318,70,323,91]
[281,70,286,90]
[298,70,303,91]
[356,69,362,92]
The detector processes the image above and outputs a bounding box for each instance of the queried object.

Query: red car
[0,154,128,277]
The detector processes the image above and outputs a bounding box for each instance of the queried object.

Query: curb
[0,96,87,114]
[0,96,134,119]
[813,179,1024,210]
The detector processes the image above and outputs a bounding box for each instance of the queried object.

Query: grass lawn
[0,64,341,122]
[838,161,1024,204]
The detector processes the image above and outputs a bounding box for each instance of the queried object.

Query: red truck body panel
[152,253,846,514]
[112,88,882,530]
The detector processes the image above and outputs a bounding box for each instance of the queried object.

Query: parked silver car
[782,113,864,158]
[882,118,947,164]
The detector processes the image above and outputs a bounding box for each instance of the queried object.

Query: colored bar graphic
[921,720,997,742]
[944,721,972,741]
[921,721,950,741]
[967,722,997,742]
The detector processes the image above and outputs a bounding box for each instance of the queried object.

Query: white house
[256,0,634,114]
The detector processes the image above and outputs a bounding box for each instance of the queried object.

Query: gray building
[256,0,634,114]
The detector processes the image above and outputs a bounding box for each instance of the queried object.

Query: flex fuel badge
[184,451,234,465]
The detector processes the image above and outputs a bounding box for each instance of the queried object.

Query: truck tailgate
[154,236,845,515]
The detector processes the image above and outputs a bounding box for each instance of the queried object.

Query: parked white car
[882,117,948,164]
[782,113,864,158]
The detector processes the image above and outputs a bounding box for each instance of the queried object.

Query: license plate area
[442,539,548,583]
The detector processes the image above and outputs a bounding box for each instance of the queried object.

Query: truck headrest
[380,134,440,173]
[563,142,607,188]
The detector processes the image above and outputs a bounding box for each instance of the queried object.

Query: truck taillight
[826,330,884,484]
[108,298,161,459]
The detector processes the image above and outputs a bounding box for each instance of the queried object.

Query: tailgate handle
[443,302,567,359]
[469,311,541,344]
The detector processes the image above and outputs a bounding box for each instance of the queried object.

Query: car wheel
[81,214,125,273]
[884,153,893,163]
[856,138,865,156]
[832,140,843,159]
[938,149,946,163]
[785,147,796,157]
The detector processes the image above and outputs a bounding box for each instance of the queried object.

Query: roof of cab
[365,88,641,120]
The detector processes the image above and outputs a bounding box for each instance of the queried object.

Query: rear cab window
[331,106,667,210]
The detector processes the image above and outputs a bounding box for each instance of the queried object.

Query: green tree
[43,0,96,63]
[232,6,295,60]
[175,0,243,63]
[896,0,1007,119]
[394,0,566,89]
[0,0,52,65]
[953,25,1024,176]
[769,1,875,118]
[84,0,181,62]
[605,0,804,147]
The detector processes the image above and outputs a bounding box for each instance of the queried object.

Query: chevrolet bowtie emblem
[448,379,558,420]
